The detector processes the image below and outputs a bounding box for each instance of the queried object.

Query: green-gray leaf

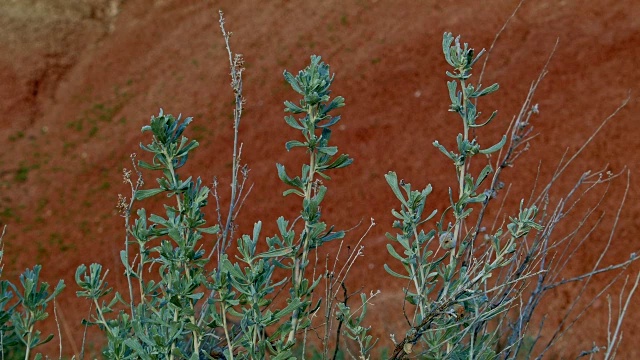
[135,188,164,200]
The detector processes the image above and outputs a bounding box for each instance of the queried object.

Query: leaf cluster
[0,242,65,360]
[385,33,545,359]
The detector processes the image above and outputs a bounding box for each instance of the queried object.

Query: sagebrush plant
[381,33,535,359]
[0,227,65,360]
[76,12,372,360]
[1,10,639,360]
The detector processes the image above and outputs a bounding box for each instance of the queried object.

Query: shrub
[0,11,638,360]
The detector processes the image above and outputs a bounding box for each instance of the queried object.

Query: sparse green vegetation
[7,131,25,142]
[14,164,30,183]
[0,10,637,360]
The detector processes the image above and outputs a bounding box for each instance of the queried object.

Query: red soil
[1,0,639,357]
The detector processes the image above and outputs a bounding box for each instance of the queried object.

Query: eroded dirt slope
[1,0,639,357]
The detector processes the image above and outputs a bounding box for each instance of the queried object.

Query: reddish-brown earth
[1,0,639,357]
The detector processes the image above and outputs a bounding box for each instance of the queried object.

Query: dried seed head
[122,168,132,183]
[116,194,128,215]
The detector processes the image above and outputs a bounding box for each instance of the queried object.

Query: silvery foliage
[385,33,542,359]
